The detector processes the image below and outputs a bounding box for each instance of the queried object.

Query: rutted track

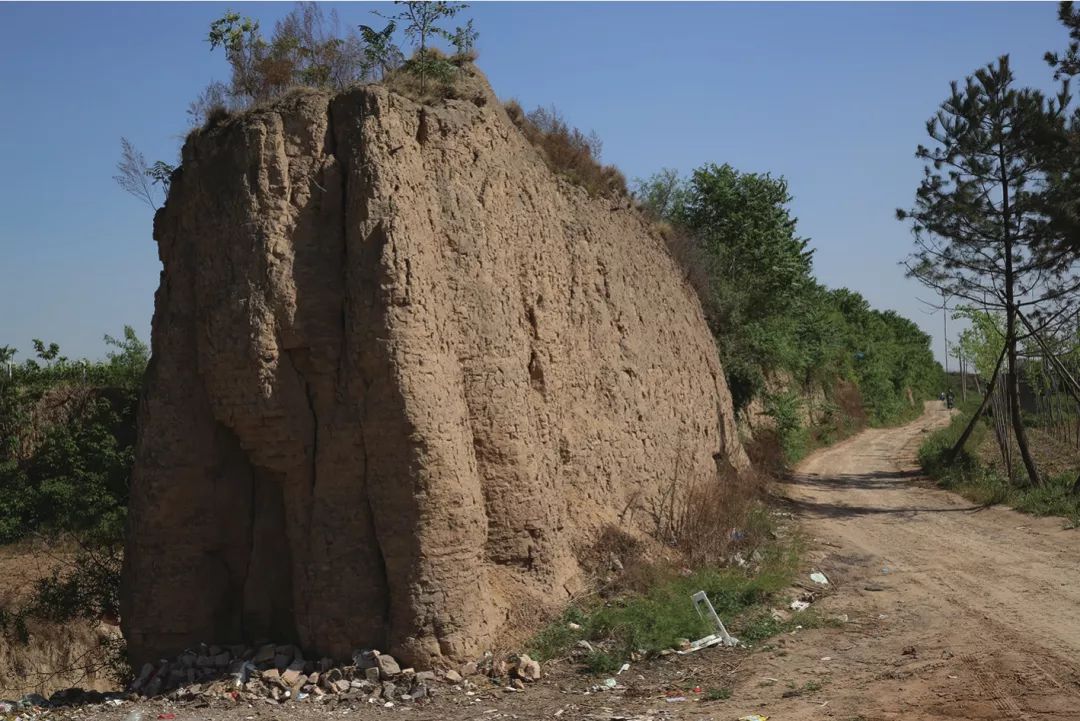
[770,401,1080,720]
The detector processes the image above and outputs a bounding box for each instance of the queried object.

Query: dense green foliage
[0,328,146,544]
[635,164,943,447]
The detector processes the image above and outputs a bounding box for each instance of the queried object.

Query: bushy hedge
[0,328,145,544]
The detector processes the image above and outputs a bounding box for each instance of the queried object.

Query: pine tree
[898,55,1077,487]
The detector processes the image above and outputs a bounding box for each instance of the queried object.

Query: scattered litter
[810,571,829,585]
[790,600,811,612]
[617,663,630,675]
[157,714,176,720]
[665,696,686,703]
[882,566,891,574]
[603,678,618,688]
[567,622,581,630]
[739,715,769,721]
[820,656,832,661]
[677,591,739,653]
[864,582,885,592]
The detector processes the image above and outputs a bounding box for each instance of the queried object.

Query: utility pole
[943,291,950,378]
[918,290,954,390]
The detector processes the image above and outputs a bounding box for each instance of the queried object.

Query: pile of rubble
[128,644,544,706]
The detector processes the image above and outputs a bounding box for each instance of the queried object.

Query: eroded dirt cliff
[120,67,747,669]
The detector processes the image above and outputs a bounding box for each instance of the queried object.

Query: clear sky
[0,1,1067,363]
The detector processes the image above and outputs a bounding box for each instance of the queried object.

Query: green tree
[376,1,469,91]
[358,21,403,80]
[1046,1,1080,78]
[632,168,688,221]
[448,19,479,58]
[1033,2,1080,263]
[898,56,1075,487]
[674,163,815,409]
[208,11,266,102]
[954,306,1005,380]
[31,339,60,364]
[114,138,168,211]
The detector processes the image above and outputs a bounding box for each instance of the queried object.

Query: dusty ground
[0,541,119,697]
[17,402,1080,720]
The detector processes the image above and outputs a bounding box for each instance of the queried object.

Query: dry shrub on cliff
[504,100,628,198]
[383,48,475,103]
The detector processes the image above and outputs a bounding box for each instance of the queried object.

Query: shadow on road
[777,469,985,520]
[785,469,922,490]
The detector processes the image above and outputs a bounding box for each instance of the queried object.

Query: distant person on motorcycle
[945,390,955,409]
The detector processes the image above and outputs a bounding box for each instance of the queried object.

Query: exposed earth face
[121,68,747,670]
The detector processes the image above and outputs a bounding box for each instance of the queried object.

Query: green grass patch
[919,409,1080,526]
[528,532,807,671]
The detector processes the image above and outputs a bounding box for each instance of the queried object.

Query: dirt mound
[121,66,747,669]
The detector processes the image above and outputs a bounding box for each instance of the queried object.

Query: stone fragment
[281,662,306,687]
[376,654,401,679]
[444,669,462,683]
[131,663,155,691]
[253,645,276,666]
[515,654,541,681]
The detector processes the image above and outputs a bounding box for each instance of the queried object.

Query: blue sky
[0,1,1067,363]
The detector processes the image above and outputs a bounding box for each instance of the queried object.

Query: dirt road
[749,401,1080,720]
[31,403,1080,720]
